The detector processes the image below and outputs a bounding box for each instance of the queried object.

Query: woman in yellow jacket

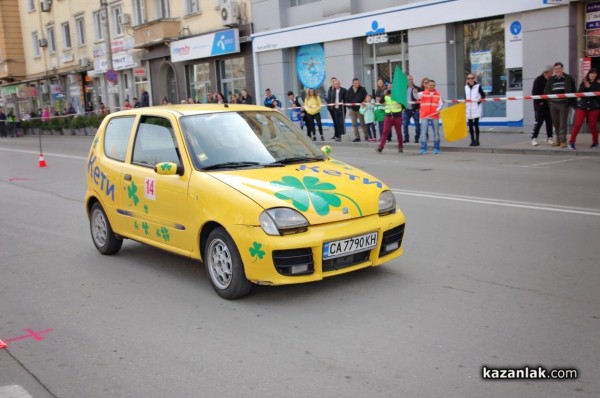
[304,88,324,141]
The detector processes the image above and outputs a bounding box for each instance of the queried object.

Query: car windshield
[179,111,325,170]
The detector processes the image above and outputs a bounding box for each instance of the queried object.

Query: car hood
[208,159,388,224]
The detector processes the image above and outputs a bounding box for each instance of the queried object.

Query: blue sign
[366,20,385,36]
[296,44,326,89]
[211,30,238,56]
[510,21,522,35]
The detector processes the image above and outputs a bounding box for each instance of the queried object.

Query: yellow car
[85,104,405,299]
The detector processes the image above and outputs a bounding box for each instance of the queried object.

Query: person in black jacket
[531,65,554,146]
[568,68,600,150]
[327,79,347,141]
[344,78,368,142]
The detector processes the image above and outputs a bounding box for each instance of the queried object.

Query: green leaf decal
[127,181,139,206]
[142,222,149,235]
[249,242,265,262]
[160,162,172,171]
[144,204,149,214]
[271,175,342,216]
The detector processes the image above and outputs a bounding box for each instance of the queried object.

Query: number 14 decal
[145,177,156,200]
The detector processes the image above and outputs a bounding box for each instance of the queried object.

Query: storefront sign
[296,44,326,89]
[170,29,240,62]
[586,2,600,30]
[134,68,146,77]
[470,51,493,93]
[50,84,65,99]
[17,86,37,99]
[586,29,600,56]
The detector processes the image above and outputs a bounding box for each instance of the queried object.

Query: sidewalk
[315,125,600,156]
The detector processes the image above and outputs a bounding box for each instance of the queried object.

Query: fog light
[386,242,399,252]
[291,264,309,274]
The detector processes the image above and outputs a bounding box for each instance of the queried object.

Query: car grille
[379,224,405,257]
[272,248,314,276]
[322,250,371,272]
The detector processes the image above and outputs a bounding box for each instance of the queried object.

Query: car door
[118,114,193,254]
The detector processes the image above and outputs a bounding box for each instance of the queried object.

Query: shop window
[463,17,506,117]
[220,58,246,102]
[187,62,211,103]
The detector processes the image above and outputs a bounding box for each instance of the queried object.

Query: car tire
[90,202,123,255]
[205,227,252,300]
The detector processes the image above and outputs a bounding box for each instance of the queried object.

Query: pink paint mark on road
[4,328,54,343]
[8,178,35,182]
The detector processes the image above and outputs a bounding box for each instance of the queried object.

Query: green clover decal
[144,204,149,214]
[92,136,99,149]
[127,181,139,206]
[160,162,172,171]
[249,242,265,263]
[157,226,170,241]
[272,176,341,216]
[134,221,139,230]
[142,222,149,235]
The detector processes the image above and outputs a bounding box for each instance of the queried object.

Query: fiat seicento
[85,104,405,299]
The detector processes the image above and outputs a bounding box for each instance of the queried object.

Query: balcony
[133,19,181,48]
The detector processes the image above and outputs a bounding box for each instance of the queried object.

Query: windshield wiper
[277,156,323,164]
[202,161,261,170]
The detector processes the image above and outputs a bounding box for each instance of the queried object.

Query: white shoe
[532,138,538,146]
[547,138,555,145]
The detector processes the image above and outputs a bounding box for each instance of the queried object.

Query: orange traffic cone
[0,339,7,349]
[38,153,47,168]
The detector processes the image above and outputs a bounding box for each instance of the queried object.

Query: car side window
[104,117,135,162]
[132,116,182,168]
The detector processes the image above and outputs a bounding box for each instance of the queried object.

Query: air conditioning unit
[220,0,240,25]
[39,38,48,47]
[40,0,51,12]
[119,13,131,25]
[79,57,90,67]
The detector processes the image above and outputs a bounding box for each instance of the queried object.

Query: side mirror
[154,162,184,176]
[321,145,332,158]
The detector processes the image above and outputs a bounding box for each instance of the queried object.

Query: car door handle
[124,174,131,181]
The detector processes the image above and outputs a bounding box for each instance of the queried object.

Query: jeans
[420,118,440,151]
[570,108,599,145]
[332,107,346,138]
[378,114,403,150]
[402,109,420,141]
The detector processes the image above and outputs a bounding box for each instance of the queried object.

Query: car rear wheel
[90,202,123,255]
[205,227,252,299]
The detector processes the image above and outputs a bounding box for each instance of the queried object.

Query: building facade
[0,0,252,119]
[251,0,589,127]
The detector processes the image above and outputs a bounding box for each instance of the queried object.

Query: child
[359,94,377,142]
[374,95,386,140]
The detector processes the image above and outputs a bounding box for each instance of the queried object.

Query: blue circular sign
[510,21,521,36]
[296,44,326,89]
[105,69,118,83]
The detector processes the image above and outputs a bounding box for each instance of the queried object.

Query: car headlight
[259,208,310,236]
[378,190,396,215]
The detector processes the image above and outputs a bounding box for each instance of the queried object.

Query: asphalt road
[1,136,599,398]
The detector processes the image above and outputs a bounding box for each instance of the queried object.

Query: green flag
[390,65,409,109]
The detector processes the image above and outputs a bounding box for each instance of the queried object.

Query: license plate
[323,232,378,259]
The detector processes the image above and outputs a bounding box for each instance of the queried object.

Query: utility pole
[100,0,115,112]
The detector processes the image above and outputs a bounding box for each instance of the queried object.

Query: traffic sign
[105,69,118,83]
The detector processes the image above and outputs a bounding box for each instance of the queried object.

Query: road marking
[503,157,589,168]
[0,148,86,160]
[392,189,600,216]
[4,328,53,343]
[0,385,32,398]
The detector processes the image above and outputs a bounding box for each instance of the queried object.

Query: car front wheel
[90,202,123,255]
[205,227,252,299]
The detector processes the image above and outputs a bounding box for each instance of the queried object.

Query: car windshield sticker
[145,177,156,200]
[249,242,266,263]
